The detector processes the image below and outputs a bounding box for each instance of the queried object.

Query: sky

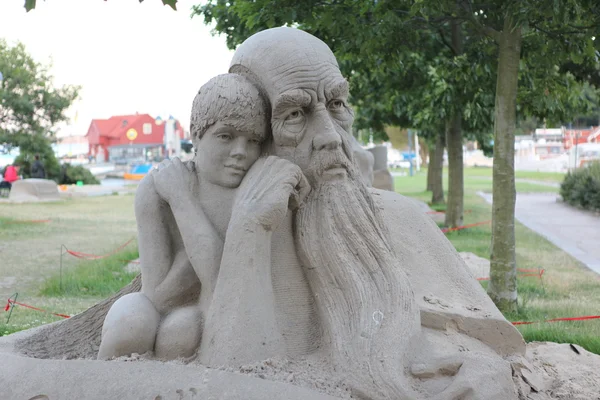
[0,0,234,138]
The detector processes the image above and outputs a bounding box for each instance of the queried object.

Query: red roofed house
[564,126,600,150]
[86,114,185,163]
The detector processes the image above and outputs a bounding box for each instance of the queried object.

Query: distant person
[31,155,46,179]
[2,163,20,190]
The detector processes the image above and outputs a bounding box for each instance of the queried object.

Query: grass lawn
[396,168,600,354]
[392,166,566,184]
[2,169,598,355]
[0,195,138,336]
[462,166,566,183]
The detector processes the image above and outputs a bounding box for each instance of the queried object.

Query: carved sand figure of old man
[200,27,524,399]
[98,27,525,399]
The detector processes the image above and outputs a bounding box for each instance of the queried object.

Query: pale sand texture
[0,352,340,400]
[513,342,600,400]
[2,337,599,399]
[460,251,491,280]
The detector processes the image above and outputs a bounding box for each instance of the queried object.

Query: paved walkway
[479,192,600,274]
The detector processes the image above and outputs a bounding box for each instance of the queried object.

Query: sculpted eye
[285,109,304,122]
[328,100,345,110]
[217,133,232,141]
[250,138,262,145]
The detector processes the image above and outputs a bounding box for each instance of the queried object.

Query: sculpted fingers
[156,159,172,171]
[420,357,474,400]
[171,156,184,169]
[286,166,310,211]
[184,160,196,173]
[430,381,473,400]
[294,167,311,204]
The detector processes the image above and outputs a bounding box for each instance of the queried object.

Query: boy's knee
[98,293,160,360]
[154,306,203,360]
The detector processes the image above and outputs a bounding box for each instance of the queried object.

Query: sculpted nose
[230,138,248,160]
[312,113,342,151]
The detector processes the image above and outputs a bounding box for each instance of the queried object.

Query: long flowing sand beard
[295,167,420,399]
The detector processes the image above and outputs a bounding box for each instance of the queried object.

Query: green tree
[411,0,599,312]
[0,39,79,181]
[24,0,178,11]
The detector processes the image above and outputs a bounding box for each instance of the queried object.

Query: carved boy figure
[98,73,271,360]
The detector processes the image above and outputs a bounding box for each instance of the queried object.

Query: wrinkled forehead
[230,27,346,100]
[268,58,347,100]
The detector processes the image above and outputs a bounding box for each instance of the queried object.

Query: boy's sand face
[196,120,264,188]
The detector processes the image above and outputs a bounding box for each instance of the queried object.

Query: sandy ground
[1,329,599,400]
[513,342,600,400]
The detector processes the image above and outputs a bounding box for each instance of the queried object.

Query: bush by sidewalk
[560,161,600,212]
[59,163,100,185]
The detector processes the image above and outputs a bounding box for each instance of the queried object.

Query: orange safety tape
[5,299,70,319]
[65,238,134,260]
[426,210,472,215]
[512,315,600,326]
[5,219,51,224]
[441,220,491,233]
[477,269,544,281]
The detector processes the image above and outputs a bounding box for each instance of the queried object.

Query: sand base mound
[513,342,600,400]
[8,179,60,202]
[2,336,599,399]
[0,352,340,400]
[459,251,491,280]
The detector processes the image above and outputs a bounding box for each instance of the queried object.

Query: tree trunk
[444,18,464,228]
[426,144,435,191]
[487,19,522,313]
[445,116,464,227]
[431,133,445,204]
[16,274,142,359]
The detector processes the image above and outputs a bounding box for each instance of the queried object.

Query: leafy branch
[25,0,178,12]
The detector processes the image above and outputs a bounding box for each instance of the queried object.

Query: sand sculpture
[8,178,60,202]
[349,134,375,186]
[98,73,270,360]
[368,145,394,191]
[4,27,600,400]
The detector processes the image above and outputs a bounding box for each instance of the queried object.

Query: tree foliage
[196,1,596,135]
[0,39,79,181]
[409,0,599,312]
[24,0,179,12]
[0,40,79,143]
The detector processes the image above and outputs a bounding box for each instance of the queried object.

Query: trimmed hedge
[560,161,600,212]
[59,163,100,185]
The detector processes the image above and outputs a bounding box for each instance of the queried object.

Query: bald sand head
[229,27,340,102]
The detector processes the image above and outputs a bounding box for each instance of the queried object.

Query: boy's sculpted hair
[190,74,269,146]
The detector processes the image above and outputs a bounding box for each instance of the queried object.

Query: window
[143,123,152,135]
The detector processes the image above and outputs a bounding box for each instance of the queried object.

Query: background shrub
[59,163,100,185]
[560,161,600,212]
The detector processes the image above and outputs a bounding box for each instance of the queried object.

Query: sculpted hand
[150,158,198,205]
[231,156,310,232]
[412,353,511,400]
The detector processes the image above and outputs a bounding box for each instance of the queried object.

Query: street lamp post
[575,132,581,170]
[408,129,414,177]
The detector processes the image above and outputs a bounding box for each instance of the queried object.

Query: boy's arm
[150,159,223,298]
[198,156,310,367]
[135,174,200,313]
